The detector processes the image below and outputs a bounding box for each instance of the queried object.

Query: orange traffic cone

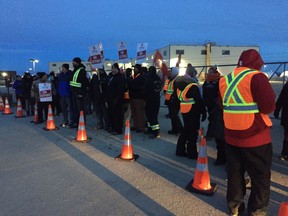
[15,99,26,118]
[197,127,205,151]
[115,120,139,162]
[73,111,91,143]
[2,97,13,115]
[199,127,204,137]
[186,137,217,196]
[278,202,288,216]
[0,96,4,111]
[30,102,38,123]
[43,104,59,130]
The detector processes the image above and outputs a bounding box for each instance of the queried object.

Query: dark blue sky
[1,0,288,73]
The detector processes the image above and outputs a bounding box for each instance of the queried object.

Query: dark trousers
[226,143,272,215]
[282,126,288,156]
[70,93,85,125]
[93,101,109,130]
[38,101,49,122]
[176,112,200,157]
[206,108,215,138]
[167,102,183,133]
[52,94,61,115]
[23,98,33,115]
[215,138,226,162]
[108,102,124,134]
[145,99,160,135]
[130,98,146,130]
[60,96,71,124]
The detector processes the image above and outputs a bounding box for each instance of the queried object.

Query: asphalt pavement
[0,105,287,216]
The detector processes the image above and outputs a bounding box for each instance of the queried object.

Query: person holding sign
[31,72,55,123]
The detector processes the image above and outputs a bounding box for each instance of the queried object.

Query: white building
[138,43,260,76]
[48,43,259,76]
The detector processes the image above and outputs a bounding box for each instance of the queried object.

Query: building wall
[48,44,260,75]
[48,62,92,74]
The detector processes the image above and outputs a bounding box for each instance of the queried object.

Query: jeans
[60,96,71,124]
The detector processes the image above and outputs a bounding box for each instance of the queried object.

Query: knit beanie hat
[62,63,69,70]
[72,57,82,65]
[112,63,120,72]
[38,72,46,79]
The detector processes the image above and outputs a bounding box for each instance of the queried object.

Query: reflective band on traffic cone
[115,120,139,162]
[278,202,288,216]
[186,137,217,196]
[2,97,13,115]
[30,102,38,123]
[43,104,59,130]
[0,96,4,111]
[15,98,26,118]
[72,111,91,143]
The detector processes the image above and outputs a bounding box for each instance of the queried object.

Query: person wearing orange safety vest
[219,49,275,216]
[166,67,183,135]
[174,65,206,159]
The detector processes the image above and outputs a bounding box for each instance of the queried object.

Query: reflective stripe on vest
[223,69,259,113]
[70,68,83,88]
[163,79,169,91]
[177,83,196,113]
[165,80,175,100]
[219,67,272,130]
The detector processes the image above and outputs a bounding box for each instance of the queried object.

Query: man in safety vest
[219,49,275,216]
[165,67,183,135]
[69,57,89,128]
[174,65,206,159]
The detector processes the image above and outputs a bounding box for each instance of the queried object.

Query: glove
[274,111,279,119]
[201,111,207,122]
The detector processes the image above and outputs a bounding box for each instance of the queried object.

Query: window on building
[176,49,184,55]
[52,64,57,66]
[201,50,207,55]
[163,50,167,56]
[222,50,230,55]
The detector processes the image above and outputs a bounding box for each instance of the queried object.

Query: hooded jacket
[219,49,275,147]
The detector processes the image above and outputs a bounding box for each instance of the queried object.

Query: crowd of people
[11,50,288,215]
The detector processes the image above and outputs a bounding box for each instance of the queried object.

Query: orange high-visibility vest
[177,83,197,113]
[219,67,272,130]
[163,79,169,91]
[165,79,175,100]
[123,91,129,99]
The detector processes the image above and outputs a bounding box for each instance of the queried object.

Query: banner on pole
[89,43,104,68]
[136,43,148,63]
[39,83,52,102]
[117,41,129,62]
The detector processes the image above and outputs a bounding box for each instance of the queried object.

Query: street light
[29,59,39,74]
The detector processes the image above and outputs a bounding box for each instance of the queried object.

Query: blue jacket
[13,80,22,95]
[58,71,72,97]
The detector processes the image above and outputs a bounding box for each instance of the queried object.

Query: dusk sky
[1,0,288,74]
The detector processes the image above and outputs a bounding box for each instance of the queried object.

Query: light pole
[29,59,39,75]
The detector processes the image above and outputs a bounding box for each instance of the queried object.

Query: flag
[153,50,169,77]
[176,52,181,67]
